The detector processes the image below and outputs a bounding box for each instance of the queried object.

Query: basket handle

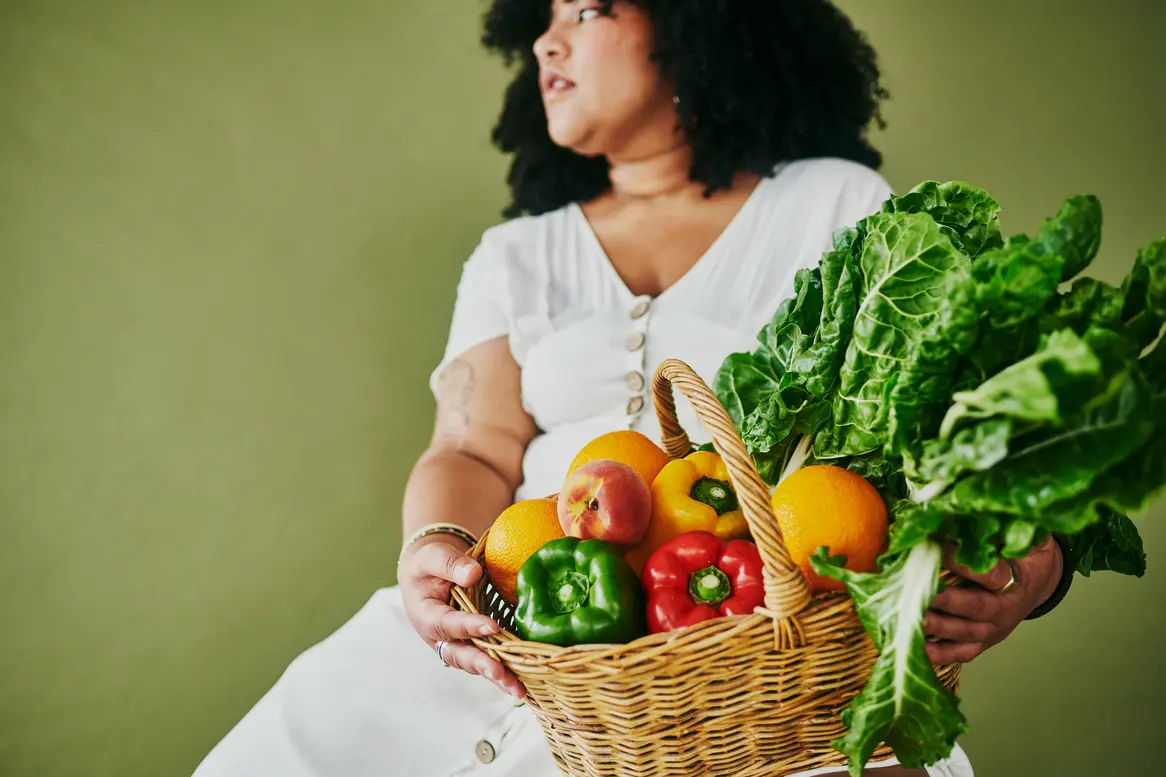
[652,358,813,628]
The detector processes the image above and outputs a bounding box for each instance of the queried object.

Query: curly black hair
[482,0,888,218]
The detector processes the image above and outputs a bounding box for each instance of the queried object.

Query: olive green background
[1,1,1163,775]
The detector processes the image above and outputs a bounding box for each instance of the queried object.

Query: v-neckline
[571,174,770,305]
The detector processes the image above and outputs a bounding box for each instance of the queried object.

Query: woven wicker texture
[451,358,961,777]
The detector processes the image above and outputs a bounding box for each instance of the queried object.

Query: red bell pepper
[641,530,765,633]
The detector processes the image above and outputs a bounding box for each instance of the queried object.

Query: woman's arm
[401,337,537,550]
[396,337,536,698]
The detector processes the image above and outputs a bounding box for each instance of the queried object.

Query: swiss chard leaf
[918,418,1012,485]
[971,238,1064,330]
[714,266,827,429]
[1067,507,1147,577]
[963,196,1103,383]
[811,543,965,776]
[959,319,1042,391]
[880,180,1003,258]
[738,393,803,484]
[936,328,1101,441]
[1022,338,1166,537]
[815,213,973,459]
[1032,194,1102,283]
[955,227,1074,391]
[883,502,944,559]
[943,512,1005,573]
[715,250,862,483]
[1040,277,1125,336]
[943,358,1155,527]
[886,270,980,470]
[713,351,780,429]
[1143,330,1166,389]
[797,242,861,400]
[1120,237,1166,349]
[845,451,909,504]
[1001,520,1040,560]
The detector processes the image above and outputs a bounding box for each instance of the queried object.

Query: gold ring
[999,562,1019,594]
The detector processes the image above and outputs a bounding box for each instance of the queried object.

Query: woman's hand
[399,539,526,700]
[924,536,1063,665]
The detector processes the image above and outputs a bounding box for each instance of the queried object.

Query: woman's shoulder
[745,157,896,243]
[474,205,574,257]
[767,156,895,204]
[459,205,577,290]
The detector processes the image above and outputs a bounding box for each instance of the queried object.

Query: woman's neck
[605,142,698,202]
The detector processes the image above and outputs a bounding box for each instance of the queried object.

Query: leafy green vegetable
[1120,237,1166,349]
[815,212,975,459]
[1025,337,1166,540]
[843,451,909,504]
[1041,277,1124,336]
[918,418,1012,485]
[941,356,1154,529]
[713,244,858,483]
[811,543,964,776]
[1031,194,1102,283]
[970,239,1064,330]
[800,239,861,399]
[879,180,1003,258]
[937,328,1101,440]
[713,179,1165,774]
[1068,507,1147,577]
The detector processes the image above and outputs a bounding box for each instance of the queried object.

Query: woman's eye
[577,7,602,23]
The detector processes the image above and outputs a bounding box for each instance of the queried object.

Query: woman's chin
[547,122,603,157]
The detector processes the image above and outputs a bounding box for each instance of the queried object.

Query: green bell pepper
[514,536,646,647]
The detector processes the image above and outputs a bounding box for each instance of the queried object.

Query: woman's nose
[533,25,566,63]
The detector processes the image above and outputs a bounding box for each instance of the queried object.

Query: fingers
[924,611,996,644]
[927,639,984,665]
[407,542,483,587]
[931,584,1002,622]
[399,544,498,642]
[420,596,500,642]
[942,547,1013,592]
[441,641,527,700]
[398,541,523,699]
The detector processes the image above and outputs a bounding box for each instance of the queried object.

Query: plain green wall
[0,1,1162,776]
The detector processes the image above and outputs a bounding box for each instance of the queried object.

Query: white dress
[192,158,975,777]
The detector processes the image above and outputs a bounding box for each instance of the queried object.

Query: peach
[558,459,651,549]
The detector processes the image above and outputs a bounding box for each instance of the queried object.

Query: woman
[194,1,1071,775]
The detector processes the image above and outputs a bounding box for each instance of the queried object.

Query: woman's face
[533,1,678,159]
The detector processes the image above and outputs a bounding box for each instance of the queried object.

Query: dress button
[630,300,651,319]
[475,740,496,764]
[626,332,646,351]
[626,396,645,415]
[626,371,645,392]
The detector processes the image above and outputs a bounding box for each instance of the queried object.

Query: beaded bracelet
[397,522,480,569]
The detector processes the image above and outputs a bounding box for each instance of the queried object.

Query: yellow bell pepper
[626,450,751,574]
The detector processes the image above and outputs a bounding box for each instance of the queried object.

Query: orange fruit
[566,430,669,488]
[770,465,888,593]
[484,498,564,605]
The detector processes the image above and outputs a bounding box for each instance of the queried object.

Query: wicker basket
[451,358,961,777]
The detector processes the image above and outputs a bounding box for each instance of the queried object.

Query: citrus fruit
[566,430,669,487]
[769,465,888,593]
[484,498,564,605]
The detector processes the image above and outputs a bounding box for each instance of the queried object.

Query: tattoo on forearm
[435,358,474,442]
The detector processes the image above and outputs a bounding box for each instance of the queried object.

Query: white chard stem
[779,436,814,484]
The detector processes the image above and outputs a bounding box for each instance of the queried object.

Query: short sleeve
[428,236,512,397]
[816,161,895,258]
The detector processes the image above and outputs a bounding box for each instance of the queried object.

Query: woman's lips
[540,70,576,100]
